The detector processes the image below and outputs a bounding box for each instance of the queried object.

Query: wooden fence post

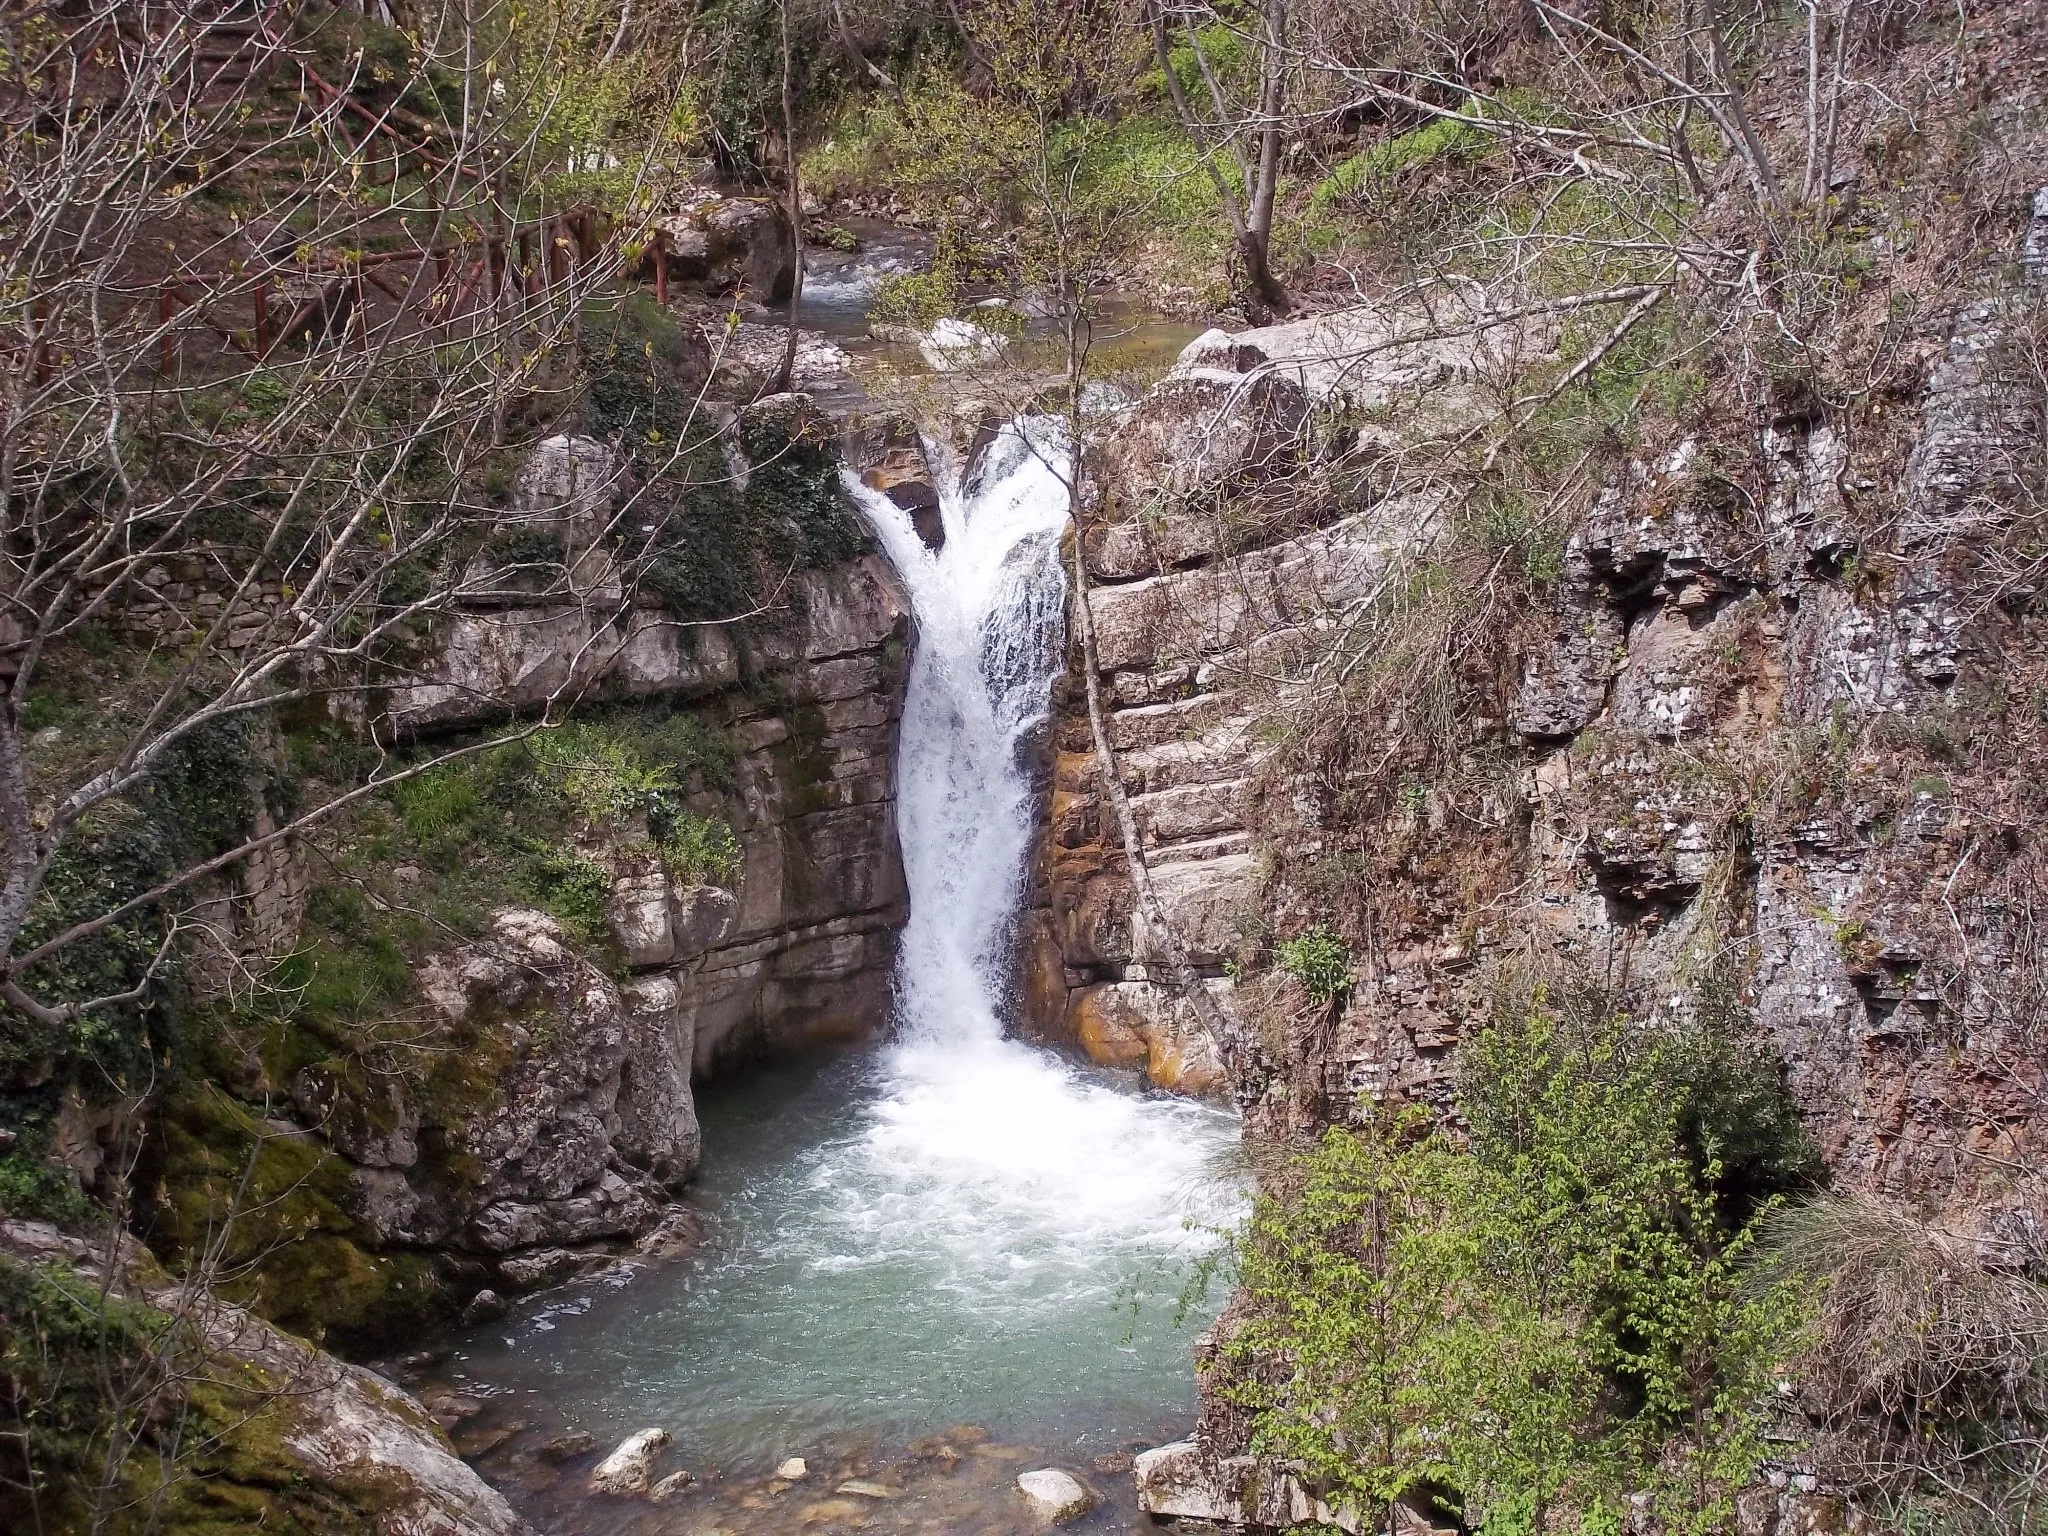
[653,229,667,306]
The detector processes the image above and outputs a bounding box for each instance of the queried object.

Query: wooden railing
[148,208,609,374]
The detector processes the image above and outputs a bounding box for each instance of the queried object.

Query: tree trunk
[1243,0,1290,316]
[769,0,804,395]
[1147,0,1291,320]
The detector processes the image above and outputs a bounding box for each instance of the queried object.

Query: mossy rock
[0,1253,402,1536]
[146,1083,448,1348]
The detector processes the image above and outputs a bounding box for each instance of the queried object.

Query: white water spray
[857,419,1071,1043]
[838,421,1239,1265]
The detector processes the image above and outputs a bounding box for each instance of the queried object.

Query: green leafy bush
[649,797,744,885]
[872,270,965,333]
[1277,923,1351,1005]
[1136,22,1249,105]
[1228,990,1809,1534]
[392,764,484,842]
[0,1149,90,1226]
[527,725,680,832]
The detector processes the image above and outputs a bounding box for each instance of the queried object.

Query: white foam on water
[836,417,1239,1311]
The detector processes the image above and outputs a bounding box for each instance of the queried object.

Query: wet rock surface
[1025,305,1488,1095]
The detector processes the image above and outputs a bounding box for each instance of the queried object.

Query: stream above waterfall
[406,414,1247,1533]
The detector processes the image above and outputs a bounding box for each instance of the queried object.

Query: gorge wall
[123,404,912,1344]
[1034,199,2048,1246]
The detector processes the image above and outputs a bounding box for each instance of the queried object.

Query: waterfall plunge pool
[417,1039,1240,1532]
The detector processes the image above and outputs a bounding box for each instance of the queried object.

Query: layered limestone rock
[1047,216,2048,1237]
[1028,300,1542,1096]
[228,416,911,1322]
[405,424,911,1062]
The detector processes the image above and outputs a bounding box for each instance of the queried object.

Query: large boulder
[653,190,796,302]
[1067,980,1229,1095]
[417,909,701,1251]
[589,1427,673,1495]
[1087,366,1311,580]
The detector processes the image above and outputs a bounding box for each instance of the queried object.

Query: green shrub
[0,1150,90,1226]
[392,764,484,842]
[0,1253,173,1533]
[649,798,744,885]
[529,845,614,944]
[1063,113,1224,240]
[1136,22,1249,105]
[527,725,679,832]
[1228,990,1809,1534]
[1277,923,1351,1005]
[802,98,910,198]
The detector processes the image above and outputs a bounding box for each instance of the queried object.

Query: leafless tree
[0,1,714,1028]
[1145,0,1293,316]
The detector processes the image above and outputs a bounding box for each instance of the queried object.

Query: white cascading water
[836,419,1238,1273]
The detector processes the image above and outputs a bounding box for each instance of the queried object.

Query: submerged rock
[649,1469,699,1501]
[836,1478,901,1498]
[536,1429,597,1461]
[802,1497,868,1522]
[589,1427,672,1495]
[776,1455,810,1480]
[421,1388,484,1429]
[1016,1467,1096,1524]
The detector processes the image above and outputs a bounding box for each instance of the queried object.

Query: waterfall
[836,421,1239,1255]
[851,417,1073,1045]
[445,427,1243,1474]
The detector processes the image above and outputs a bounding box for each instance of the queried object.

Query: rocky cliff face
[142,412,911,1340]
[1025,308,1529,1099]
[1038,199,2048,1252]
